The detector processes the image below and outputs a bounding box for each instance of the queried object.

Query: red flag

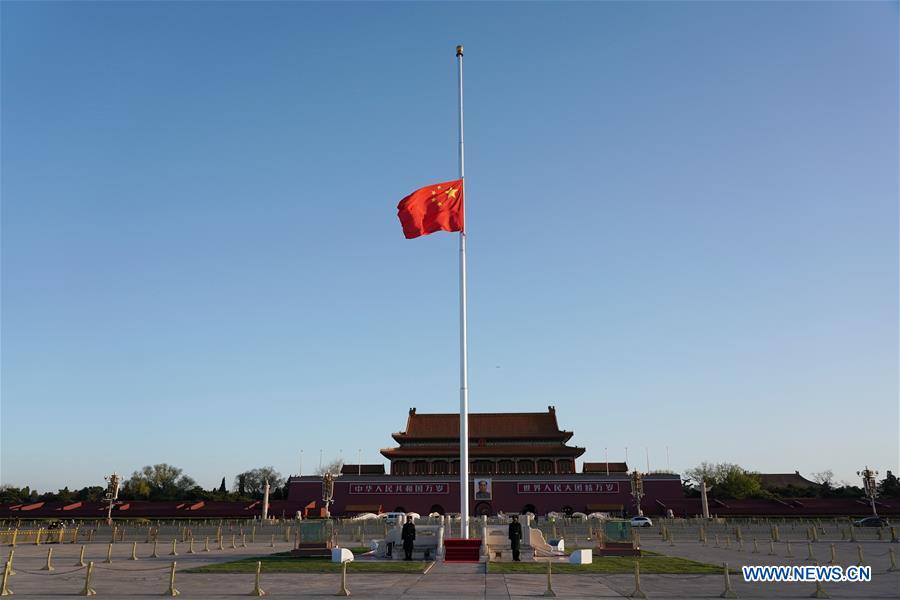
[396,179,464,239]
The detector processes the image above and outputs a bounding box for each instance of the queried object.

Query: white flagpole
[456,44,470,539]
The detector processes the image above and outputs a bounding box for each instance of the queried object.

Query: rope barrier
[92,563,172,572]
[13,565,87,576]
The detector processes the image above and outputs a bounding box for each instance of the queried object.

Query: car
[381,512,407,526]
[853,516,890,527]
[630,516,653,527]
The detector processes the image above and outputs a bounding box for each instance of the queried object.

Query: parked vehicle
[853,516,890,527]
[630,516,653,527]
[381,512,407,526]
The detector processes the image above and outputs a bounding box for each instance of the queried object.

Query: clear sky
[2,2,897,493]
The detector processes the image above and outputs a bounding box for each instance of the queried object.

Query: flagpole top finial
[456,45,464,57]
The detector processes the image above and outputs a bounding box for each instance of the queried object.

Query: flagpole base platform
[443,539,482,562]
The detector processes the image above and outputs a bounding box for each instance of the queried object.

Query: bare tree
[316,458,343,476]
[811,470,834,487]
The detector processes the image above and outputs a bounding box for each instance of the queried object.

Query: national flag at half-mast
[396,178,464,239]
[393,44,472,540]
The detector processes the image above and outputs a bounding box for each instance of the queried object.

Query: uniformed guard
[401,516,416,561]
[508,514,523,561]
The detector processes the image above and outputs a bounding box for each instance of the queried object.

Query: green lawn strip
[184,551,428,574]
[486,554,724,574]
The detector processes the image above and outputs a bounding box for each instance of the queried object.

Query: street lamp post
[857,466,879,517]
[630,470,645,517]
[321,472,335,519]
[103,473,120,526]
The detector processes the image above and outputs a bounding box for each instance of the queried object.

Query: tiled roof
[381,445,585,458]
[757,472,821,490]
[394,407,572,441]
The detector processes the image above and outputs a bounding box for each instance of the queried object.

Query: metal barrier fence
[2,515,894,548]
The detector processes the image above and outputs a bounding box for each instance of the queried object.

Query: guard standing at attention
[401,515,416,560]
[508,514,523,561]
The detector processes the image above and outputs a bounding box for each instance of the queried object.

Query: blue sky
[2,2,897,492]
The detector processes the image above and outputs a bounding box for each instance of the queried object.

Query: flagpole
[456,44,470,539]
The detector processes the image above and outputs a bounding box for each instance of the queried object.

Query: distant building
[286,407,682,517]
[583,462,629,474]
[380,406,585,476]
[757,471,822,492]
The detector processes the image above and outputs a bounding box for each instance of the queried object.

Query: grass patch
[486,553,724,574]
[184,551,430,574]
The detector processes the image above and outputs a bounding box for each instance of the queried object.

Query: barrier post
[151,540,159,558]
[855,545,864,566]
[36,527,43,545]
[42,546,55,570]
[241,533,247,548]
[752,539,759,554]
[251,527,256,544]
[542,559,556,597]
[890,527,898,543]
[218,536,224,551]
[76,545,86,567]
[887,548,898,572]
[768,541,775,556]
[627,560,646,598]
[165,561,180,596]
[270,534,275,548]
[231,535,237,550]
[720,562,738,598]
[188,538,195,554]
[204,536,210,552]
[785,541,793,557]
[827,544,835,565]
[80,561,97,596]
[250,560,266,596]
[73,525,80,544]
[335,559,351,597]
[0,559,11,597]
[806,542,815,561]
[170,539,178,556]
[810,563,828,599]
[104,542,113,563]
[131,541,139,560]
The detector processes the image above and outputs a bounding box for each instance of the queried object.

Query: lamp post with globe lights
[630,470,645,517]
[857,466,879,517]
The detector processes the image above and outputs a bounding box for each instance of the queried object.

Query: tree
[811,470,834,487]
[122,464,197,500]
[316,459,343,476]
[233,467,285,499]
[218,477,227,493]
[684,462,767,499]
[74,486,106,502]
[878,471,900,498]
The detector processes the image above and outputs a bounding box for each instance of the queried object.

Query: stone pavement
[3,539,898,598]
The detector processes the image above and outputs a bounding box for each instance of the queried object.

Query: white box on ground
[332,547,354,563]
[569,549,592,565]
